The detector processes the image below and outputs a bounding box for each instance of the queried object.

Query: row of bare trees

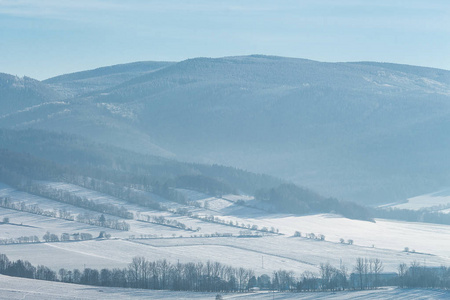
[123,257,254,292]
[271,258,383,292]
[0,197,74,220]
[42,231,94,242]
[4,252,450,293]
[397,261,450,288]
[176,210,280,235]
[0,235,40,245]
[76,213,130,231]
[0,254,255,292]
[353,258,384,289]
[137,214,194,231]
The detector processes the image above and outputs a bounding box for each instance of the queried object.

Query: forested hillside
[0,129,370,219]
[1,56,450,204]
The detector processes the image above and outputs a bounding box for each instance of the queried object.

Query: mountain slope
[43,61,174,98]
[0,128,372,219]
[0,73,62,116]
[2,55,450,203]
[86,55,450,203]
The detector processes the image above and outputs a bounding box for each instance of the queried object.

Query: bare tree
[354,258,365,290]
[373,258,384,288]
[397,263,408,288]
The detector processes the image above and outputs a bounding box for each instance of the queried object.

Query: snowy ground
[1,235,447,274]
[0,183,251,237]
[223,214,450,258]
[1,181,450,277]
[0,275,449,300]
[0,208,120,239]
[383,188,450,212]
[0,206,191,240]
[135,236,449,273]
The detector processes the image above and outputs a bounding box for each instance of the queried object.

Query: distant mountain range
[1,55,450,203]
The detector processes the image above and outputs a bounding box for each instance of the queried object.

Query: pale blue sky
[1,0,449,80]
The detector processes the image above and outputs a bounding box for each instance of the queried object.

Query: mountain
[1,55,450,203]
[0,73,61,115]
[43,61,174,98]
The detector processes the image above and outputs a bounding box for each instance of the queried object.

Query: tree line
[375,207,450,226]
[255,184,373,221]
[173,208,280,235]
[136,214,194,232]
[0,235,40,245]
[0,254,254,292]
[0,230,102,245]
[2,254,450,293]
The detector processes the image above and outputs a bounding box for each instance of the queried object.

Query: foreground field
[0,275,449,300]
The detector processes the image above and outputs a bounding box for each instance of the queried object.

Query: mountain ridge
[2,55,450,204]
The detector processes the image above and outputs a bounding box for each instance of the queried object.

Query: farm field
[1,181,450,276]
[0,182,257,238]
[2,234,448,274]
[0,207,123,239]
[227,214,450,257]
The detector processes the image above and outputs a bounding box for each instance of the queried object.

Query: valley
[1,181,449,276]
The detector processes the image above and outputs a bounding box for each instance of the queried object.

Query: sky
[1,0,449,80]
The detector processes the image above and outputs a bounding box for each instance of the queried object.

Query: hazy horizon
[1,0,449,80]
[6,54,450,82]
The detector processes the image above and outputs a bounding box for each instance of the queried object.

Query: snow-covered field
[222,214,450,258]
[1,181,450,277]
[1,234,448,274]
[383,188,450,212]
[0,208,120,239]
[0,274,449,300]
[0,183,251,237]
[133,235,450,274]
[0,206,190,240]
